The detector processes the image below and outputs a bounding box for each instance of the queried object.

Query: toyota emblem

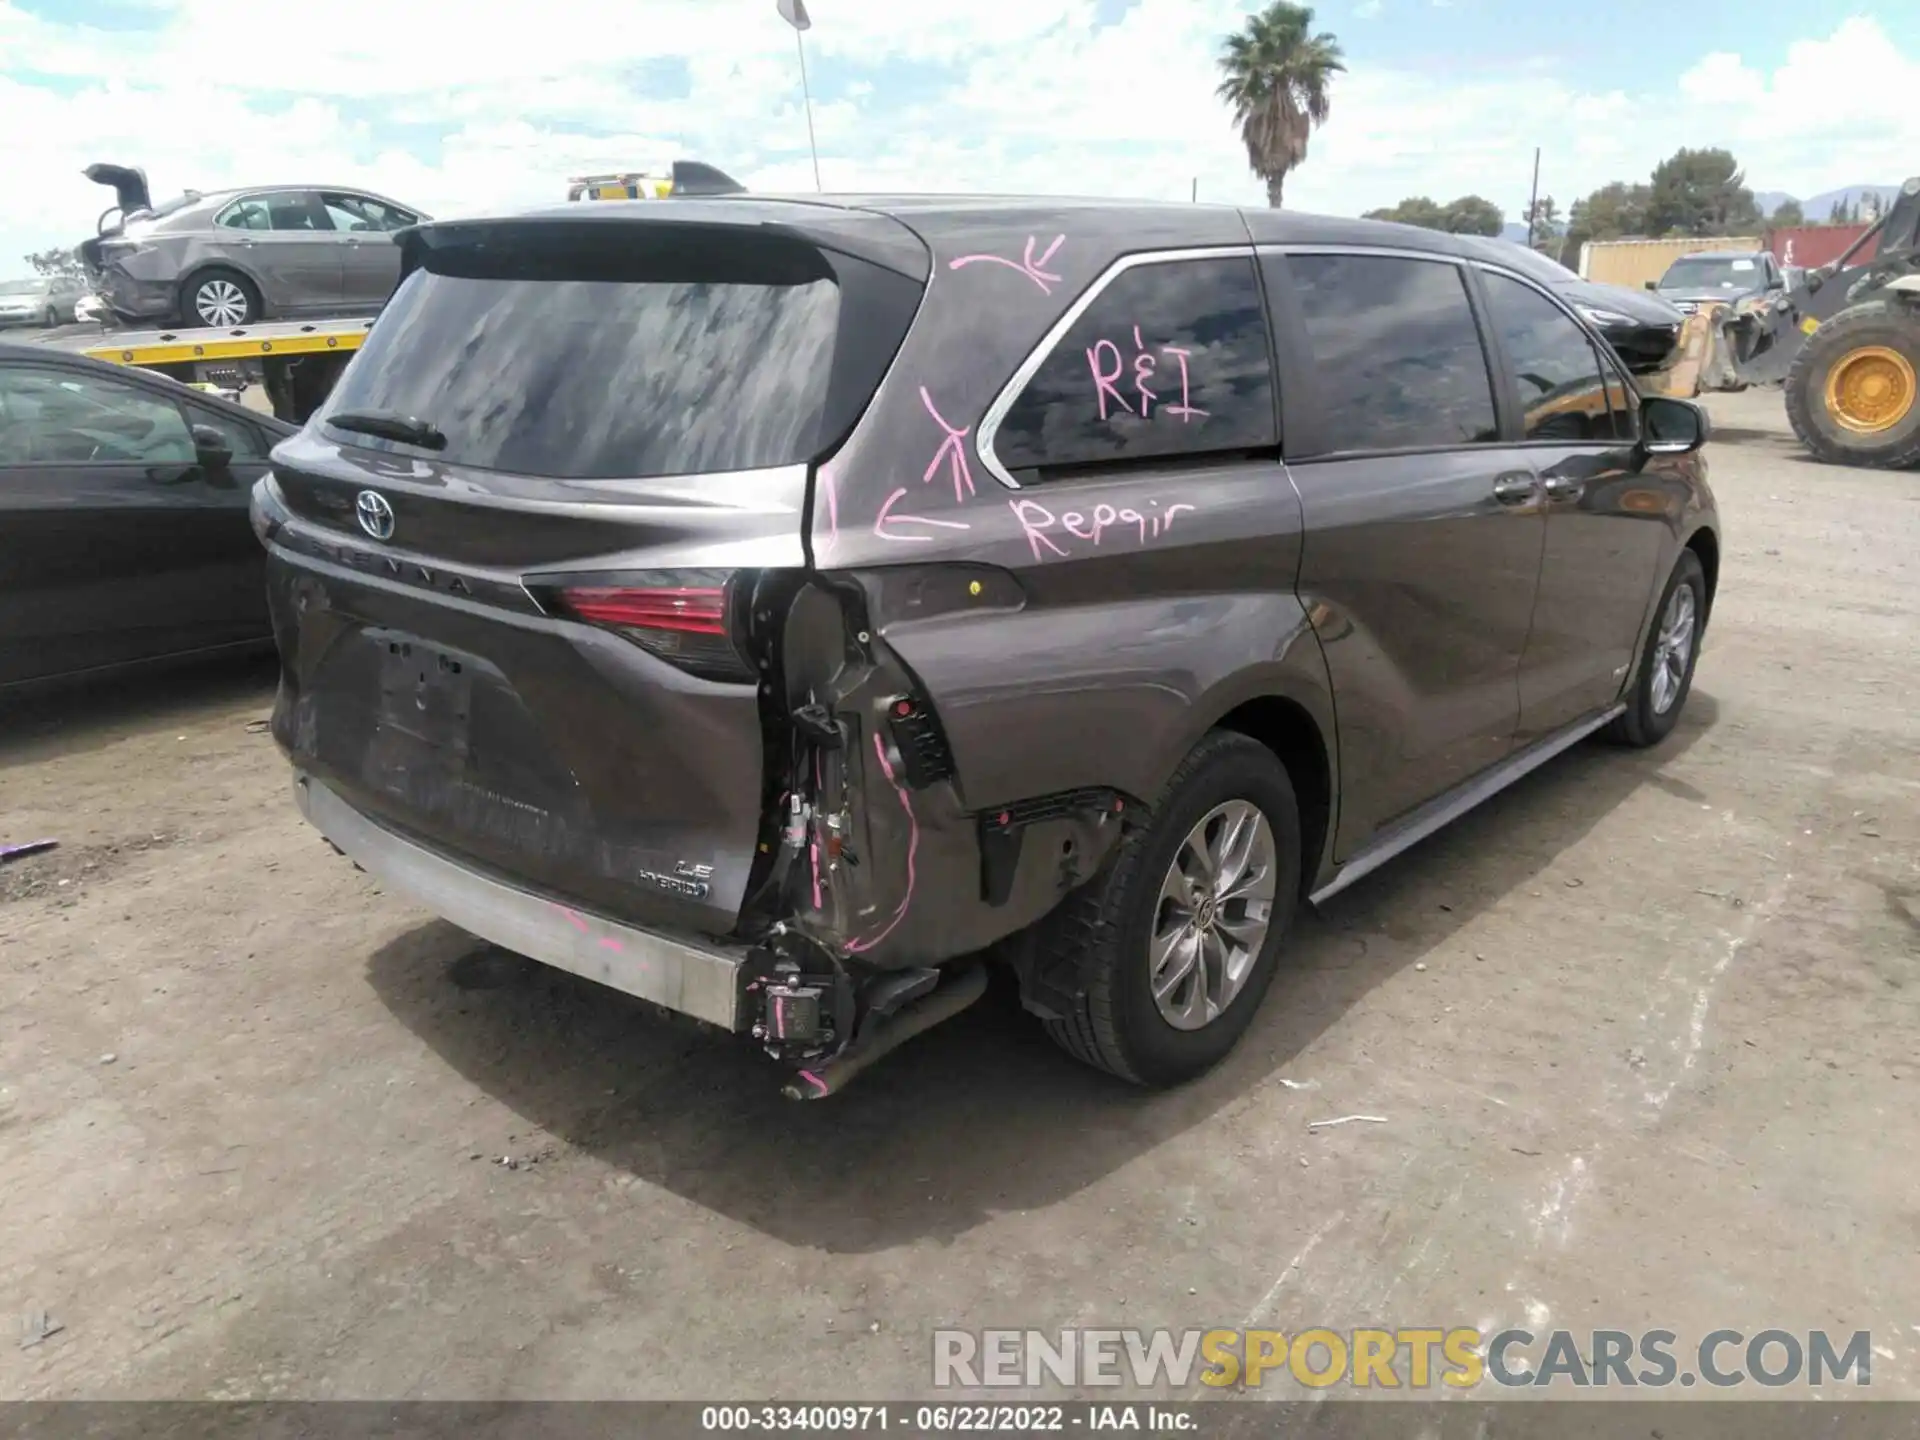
[355,490,395,541]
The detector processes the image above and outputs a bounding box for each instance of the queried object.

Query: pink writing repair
[1012,495,1197,562]
[946,234,1065,295]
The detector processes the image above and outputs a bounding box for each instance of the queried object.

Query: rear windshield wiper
[327,409,448,451]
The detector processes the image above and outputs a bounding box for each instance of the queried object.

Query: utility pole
[1192,178,1198,203]
[1526,146,1541,247]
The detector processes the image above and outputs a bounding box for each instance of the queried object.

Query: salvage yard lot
[1,389,1916,1402]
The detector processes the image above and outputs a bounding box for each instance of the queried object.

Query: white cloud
[3,2,1919,274]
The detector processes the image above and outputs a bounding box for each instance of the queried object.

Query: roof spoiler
[83,162,153,218]
[670,161,747,197]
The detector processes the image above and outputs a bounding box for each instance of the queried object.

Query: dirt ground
[1,388,1916,1404]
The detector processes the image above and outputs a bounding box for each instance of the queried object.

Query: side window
[321,192,414,232]
[1285,253,1499,453]
[218,197,272,231]
[186,405,268,459]
[1480,271,1613,442]
[992,256,1276,475]
[267,192,330,232]
[0,367,195,465]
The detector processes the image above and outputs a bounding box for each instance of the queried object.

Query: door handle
[1541,473,1583,500]
[1491,472,1539,505]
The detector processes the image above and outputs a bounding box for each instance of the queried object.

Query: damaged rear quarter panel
[793,203,1336,968]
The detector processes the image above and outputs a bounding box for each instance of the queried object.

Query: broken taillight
[547,575,756,683]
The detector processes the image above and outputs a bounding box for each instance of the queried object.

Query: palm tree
[1217,2,1345,208]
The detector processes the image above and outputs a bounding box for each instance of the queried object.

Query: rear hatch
[258,205,927,937]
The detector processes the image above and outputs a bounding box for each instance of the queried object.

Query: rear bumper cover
[295,773,749,1031]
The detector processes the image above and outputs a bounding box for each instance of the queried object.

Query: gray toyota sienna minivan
[252,195,1720,1097]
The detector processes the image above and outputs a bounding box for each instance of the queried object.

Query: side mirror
[1640,396,1710,455]
[190,423,234,470]
[1644,279,1658,291]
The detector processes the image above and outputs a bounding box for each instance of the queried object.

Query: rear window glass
[319,237,843,479]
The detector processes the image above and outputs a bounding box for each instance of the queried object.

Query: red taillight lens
[549,578,754,683]
[560,586,728,636]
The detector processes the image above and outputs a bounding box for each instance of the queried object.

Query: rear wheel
[1040,731,1300,1087]
[1605,549,1706,748]
[1784,300,1920,467]
[183,268,261,328]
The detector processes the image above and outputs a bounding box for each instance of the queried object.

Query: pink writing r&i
[1010,496,1197,562]
[1163,345,1207,423]
[1087,339,1131,420]
[1087,334,1208,424]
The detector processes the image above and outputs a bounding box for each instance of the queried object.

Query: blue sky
[5,0,1920,273]
[1335,0,1915,73]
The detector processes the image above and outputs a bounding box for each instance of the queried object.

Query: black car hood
[1561,277,1685,324]
[1657,286,1762,308]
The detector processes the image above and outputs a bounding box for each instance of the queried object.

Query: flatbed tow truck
[28,159,754,425]
[27,315,374,424]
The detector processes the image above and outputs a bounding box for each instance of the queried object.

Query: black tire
[181,268,262,328]
[1040,731,1301,1087]
[1605,549,1706,748]
[41,307,56,329]
[1783,300,1920,468]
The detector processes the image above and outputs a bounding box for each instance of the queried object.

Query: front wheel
[1040,731,1301,1087]
[1606,549,1706,748]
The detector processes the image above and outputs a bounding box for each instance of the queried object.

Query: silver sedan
[76,164,430,329]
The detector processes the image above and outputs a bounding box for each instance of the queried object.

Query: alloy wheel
[1149,800,1277,1031]
[1649,583,1697,715]
[195,280,250,327]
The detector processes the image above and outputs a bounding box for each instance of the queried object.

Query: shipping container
[1765,223,1878,270]
[1578,236,1764,290]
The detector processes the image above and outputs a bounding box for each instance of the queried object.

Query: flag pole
[795,27,822,192]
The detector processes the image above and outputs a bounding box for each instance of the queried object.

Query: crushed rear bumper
[294,773,749,1031]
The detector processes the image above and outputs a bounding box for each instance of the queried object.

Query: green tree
[1645,147,1761,236]
[1443,195,1504,235]
[1524,195,1561,250]
[1362,195,1504,235]
[1770,197,1804,227]
[1363,196,1446,228]
[1562,180,1652,261]
[1217,1,1345,208]
[23,247,83,280]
